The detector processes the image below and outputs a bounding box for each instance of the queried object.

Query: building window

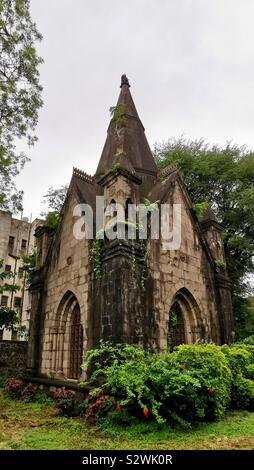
[11,329,18,341]
[1,295,8,307]
[14,297,22,308]
[21,239,27,250]
[18,267,24,278]
[8,236,15,246]
[5,264,11,272]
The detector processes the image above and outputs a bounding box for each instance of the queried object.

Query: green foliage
[33,391,53,406]
[154,137,254,338]
[233,296,254,340]
[90,238,103,280]
[215,259,227,269]
[115,147,124,158]
[221,343,254,410]
[242,335,254,345]
[41,184,68,216]
[44,212,59,230]
[22,249,36,287]
[0,0,43,212]
[1,390,254,450]
[112,162,120,171]
[221,343,254,377]
[192,202,208,221]
[0,258,18,293]
[0,258,19,329]
[167,307,178,352]
[0,306,18,329]
[109,103,126,128]
[82,342,232,425]
[175,343,232,420]
[142,198,160,212]
[230,375,254,410]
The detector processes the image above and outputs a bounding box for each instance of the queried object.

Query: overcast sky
[16,0,254,219]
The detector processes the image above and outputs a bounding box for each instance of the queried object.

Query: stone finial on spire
[120,74,130,88]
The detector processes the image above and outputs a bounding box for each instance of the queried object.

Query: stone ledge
[22,374,91,393]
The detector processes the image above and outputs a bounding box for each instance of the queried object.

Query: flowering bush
[53,387,77,416]
[21,383,38,401]
[173,343,232,420]
[3,378,24,399]
[85,389,115,421]
[82,342,232,425]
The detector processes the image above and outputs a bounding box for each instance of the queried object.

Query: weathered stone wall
[0,340,28,378]
[91,239,155,349]
[150,179,221,349]
[39,191,90,379]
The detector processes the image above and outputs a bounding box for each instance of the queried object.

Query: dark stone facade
[26,76,234,383]
[90,239,155,349]
[0,340,28,378]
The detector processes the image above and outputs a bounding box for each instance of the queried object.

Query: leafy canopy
[41,184,68,229]
[0,0,43,212]
[0,258,19,329]
[154,137,254,333]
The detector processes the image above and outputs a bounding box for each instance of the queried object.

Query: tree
[21,248,36,287]
[41,184,68,215]
[0,258,19,329]
[0,0,43,212]
[154,137,254,338]
[41,184,68,229]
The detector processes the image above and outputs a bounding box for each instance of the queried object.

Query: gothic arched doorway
[70,305,83,379]
[167,288,204,351]
[51,291,84,380]
[168,302,186,351]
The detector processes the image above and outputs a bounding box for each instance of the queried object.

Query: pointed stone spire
[120,74,130,88]
[95,75,157,179]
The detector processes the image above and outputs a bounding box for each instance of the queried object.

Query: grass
[0,391,254,450]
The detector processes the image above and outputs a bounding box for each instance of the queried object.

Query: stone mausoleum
[27,76,234,383]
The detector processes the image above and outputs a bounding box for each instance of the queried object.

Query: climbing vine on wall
[192,202,208,221]
[90,221,149,289]
[140,241,148,290]
[109,103,127,129]
[90,232,104,281]
[167,306,178,351]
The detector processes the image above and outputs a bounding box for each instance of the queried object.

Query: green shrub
[170,343,232,420]
[82,342,232,425]
[0,377,5,388]
[230,374,254,410]
[222,343,254,409]
[222,343,254,377]
[241,335,254,345]
[33,392,53,406]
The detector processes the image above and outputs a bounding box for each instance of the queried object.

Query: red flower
[208,387,215,397]
[179,363,186,369]
[143,408,149,416]
[115,405,121,411]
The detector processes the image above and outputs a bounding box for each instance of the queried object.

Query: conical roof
[95,75,157,178]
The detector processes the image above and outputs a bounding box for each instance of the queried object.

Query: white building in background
[0,210,43,341]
